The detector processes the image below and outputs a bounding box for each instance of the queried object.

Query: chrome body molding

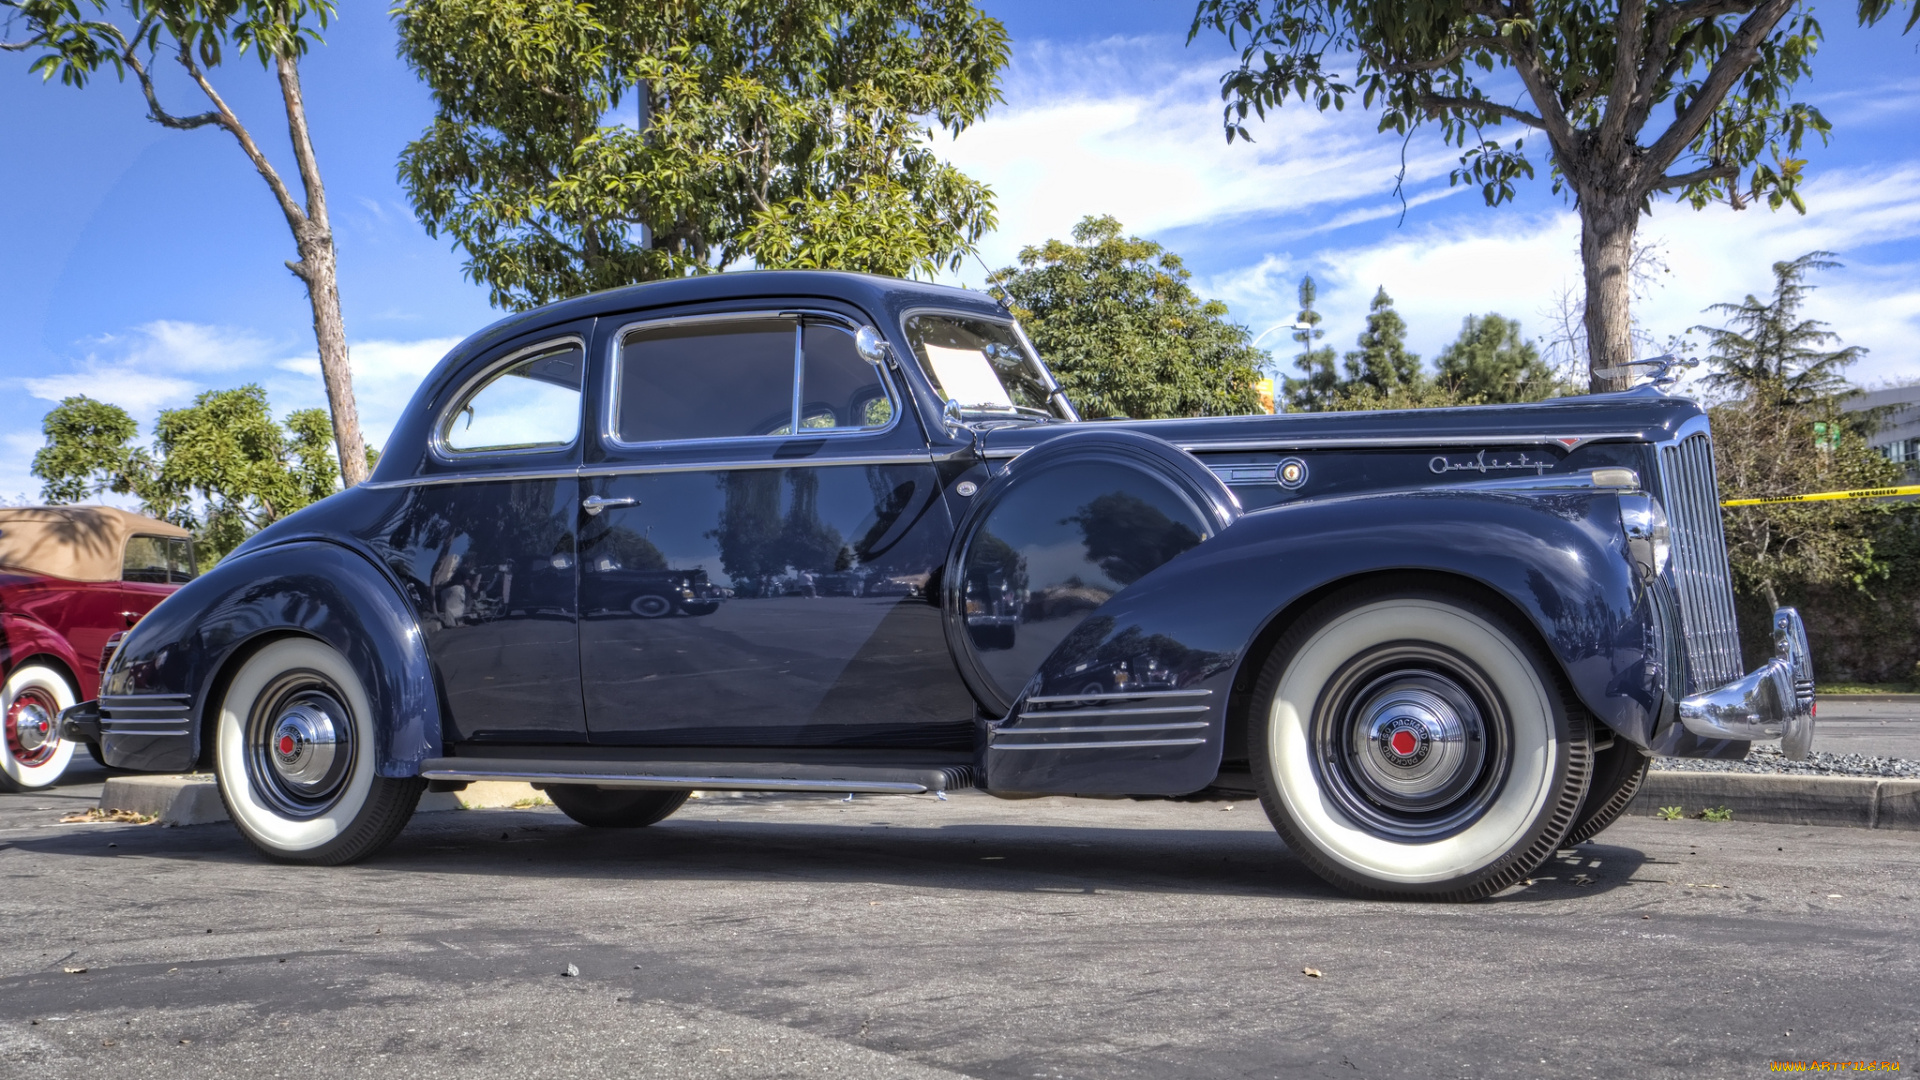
[1011,704,1209,719]
[361,453,938,490]
[989,737,1209,751]
[1022,689,1211,706]
[994,689,1216,752]
[1677,606,1816,759]
[1434,468,1642,496]
[98,693,193,737]
[421,768,933,793]
[1168,431,1647,454]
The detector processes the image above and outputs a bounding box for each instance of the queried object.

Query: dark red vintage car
[0,506,195,789]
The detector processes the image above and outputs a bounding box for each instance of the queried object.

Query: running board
[418,757,976,795]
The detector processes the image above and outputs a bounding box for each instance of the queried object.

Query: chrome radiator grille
[1658,431,1745,692]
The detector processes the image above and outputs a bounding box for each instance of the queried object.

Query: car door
[391,323,593,743]
[576,307,976,748]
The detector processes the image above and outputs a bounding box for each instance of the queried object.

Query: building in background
[1843,384,1920,480]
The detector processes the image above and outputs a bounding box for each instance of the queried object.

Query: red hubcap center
[277,734,296,756]
[1389,730,1418,756]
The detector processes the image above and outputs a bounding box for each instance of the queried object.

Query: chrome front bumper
[1677,607,1816,759]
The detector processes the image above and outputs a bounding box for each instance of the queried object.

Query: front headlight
[1620,494,1670,581]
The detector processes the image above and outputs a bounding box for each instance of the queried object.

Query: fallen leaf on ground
[1303,967,1323,978]
[58,808,155,825]
[1684,883,1726,889]
[62,966,87,974]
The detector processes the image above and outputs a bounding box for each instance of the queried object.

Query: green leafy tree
[1695,250,1864,409]
[1191,0,1918,392]
[395,0,1007,311]
[988,216,1265,419]
[6,0,371,486]
[1282,275,1340,412]
[1341,287,1424,402]
[31,397,151,504]
[29,387,339,559]
[1435,313,1569,403]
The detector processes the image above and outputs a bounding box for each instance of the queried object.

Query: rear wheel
[213,638,424,865]
[630,593,673,618]
[547,785,688,828]
[1564,740,1652,845]
[1,663,77,792]
[1251,582,1591,901]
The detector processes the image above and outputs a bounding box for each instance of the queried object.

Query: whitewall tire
[1252,582,1592,901]
[213,637,423,864]
[1,663,77,791]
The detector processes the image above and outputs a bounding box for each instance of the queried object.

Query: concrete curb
[1631,771,1920,831]
[99,774,227,826]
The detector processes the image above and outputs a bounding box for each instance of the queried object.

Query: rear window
[124,536,195,584]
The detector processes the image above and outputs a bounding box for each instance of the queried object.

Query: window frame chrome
[430,334,587,464]
[600,308,905,453]
[898,305,1077,422]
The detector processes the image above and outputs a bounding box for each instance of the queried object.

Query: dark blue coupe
[64,271,1814,899]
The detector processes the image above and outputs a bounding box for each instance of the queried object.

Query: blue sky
[3,2,1917,501]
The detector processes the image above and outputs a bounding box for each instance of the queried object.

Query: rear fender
[0,614,87,696]
[103,541,441,775]
[988,489,1655,795]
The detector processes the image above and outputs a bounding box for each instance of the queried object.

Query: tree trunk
[276,55,368,488]
[1582,195,1638,394]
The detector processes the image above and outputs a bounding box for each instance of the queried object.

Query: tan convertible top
[0,506,190,583]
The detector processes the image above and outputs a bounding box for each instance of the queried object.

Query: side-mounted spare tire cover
[943,428,1240,716]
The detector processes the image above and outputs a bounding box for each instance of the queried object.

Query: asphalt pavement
[1811,698,1920,760]
[2,753,1916,1080]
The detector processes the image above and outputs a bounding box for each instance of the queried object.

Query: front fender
[102,541,441,776]
[989,488,1657,795]
[0,613,89,695]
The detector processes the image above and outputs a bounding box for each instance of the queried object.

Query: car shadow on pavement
[4,802,1648,904]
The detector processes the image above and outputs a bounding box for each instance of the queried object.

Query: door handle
[121,611,142,628]
[582,495,637,516]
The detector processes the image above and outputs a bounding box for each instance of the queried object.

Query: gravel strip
[1654,743,1920,778]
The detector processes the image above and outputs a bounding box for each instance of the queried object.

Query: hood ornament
[1593,354,1698,392]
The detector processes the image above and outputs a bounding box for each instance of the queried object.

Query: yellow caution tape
[1722,484,1920,507]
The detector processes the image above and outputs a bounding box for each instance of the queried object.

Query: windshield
[902,313,1059,419]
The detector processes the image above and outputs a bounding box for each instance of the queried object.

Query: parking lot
[3,751,1916,1080]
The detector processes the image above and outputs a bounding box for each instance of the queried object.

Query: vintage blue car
[63,271,1814,900]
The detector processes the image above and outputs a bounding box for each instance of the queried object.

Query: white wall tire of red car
[214,637,421,864]
[0,663,77,791]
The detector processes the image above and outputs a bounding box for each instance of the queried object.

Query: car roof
[0,506,190,583]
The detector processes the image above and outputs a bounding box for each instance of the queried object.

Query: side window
[617,319,796,442]
[168,538,197,583]
[442,341,583,454]
[801,324,893,431]
[123,536,170,584]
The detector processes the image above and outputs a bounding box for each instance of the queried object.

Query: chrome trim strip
[989,738,1208,751]
[579,453,935,477]
[1023,690,1212,706]
[362,467,580,491]
[97,706,191,716]
[1014,705,1211,719]
[1165,432,1648,454]
[1210,464,1278,485]
[1435,468,1642,495]
[419,768,929,794]
[998,721,1210,734]
[101,694,192,703]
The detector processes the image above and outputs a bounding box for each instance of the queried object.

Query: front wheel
[547,785,688,828]
[213,637,423,865]
[1,663,77,792]
[1252,583,1591,901]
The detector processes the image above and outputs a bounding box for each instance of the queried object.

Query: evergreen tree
[1282,275,1340,412]
[1696,251,1864,409]
[1341,287,1424,401]
[1435,314,1568,403]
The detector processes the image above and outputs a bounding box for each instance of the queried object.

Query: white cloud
[269,335,462,447]
[936,37,1463,274]
[21,320,281,414]
[1196,168,1920,388]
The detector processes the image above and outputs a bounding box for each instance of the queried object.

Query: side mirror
[854,325,891,365]
[942,398,966,434]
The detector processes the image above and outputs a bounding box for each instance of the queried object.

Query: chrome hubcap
[1310,645,1510,842]
[246,677,355,818]
[6,692,60,767]
[1348,675,1485,812]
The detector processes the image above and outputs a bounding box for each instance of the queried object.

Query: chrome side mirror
[942,398,965,434]
[854,325,891,365]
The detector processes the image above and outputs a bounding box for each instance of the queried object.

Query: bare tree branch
[170,38,310,236]
[1600,0,1647,148]
[275,54,330,236]
[1653,161,1740,190]
[1419,93,1547,130]
[1633,0,1758,131]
